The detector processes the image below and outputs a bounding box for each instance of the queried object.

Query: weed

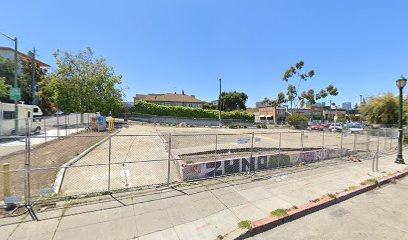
[360,178,378,186]
[270,208,289,218]
[238,220,253,230]
[326,193,337,199]
[292,205,298,209]
[344,185,358,192]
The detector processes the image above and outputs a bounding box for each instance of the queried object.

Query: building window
[3,111,14,120]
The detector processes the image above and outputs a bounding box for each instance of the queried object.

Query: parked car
[329,123,343,132]
[322,123,331,129]
[310,124,324,131]
[349,123,364,134]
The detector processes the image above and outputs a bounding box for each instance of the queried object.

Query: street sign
[9,87,21,101]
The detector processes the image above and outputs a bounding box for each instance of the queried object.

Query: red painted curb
[236,167,408,239]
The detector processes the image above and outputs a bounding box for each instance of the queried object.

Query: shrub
[256,124,267,129]
[287,115,309,129]
[270,209,289,218]
[132,101,254,121]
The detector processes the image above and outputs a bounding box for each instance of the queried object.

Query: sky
[1,0,408,107]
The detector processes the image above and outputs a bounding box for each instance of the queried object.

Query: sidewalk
[249,171,408,240]
[0,151,406,240]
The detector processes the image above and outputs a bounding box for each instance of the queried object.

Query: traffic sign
[9,87,21,101]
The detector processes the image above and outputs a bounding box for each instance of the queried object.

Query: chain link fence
[0,124,403,220]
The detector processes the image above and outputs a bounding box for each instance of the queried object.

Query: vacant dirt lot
[0,133,107,201]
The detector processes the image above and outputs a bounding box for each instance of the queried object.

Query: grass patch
[238,220,253,230]
[310,198,320,203]
[360,178,378,186]
[270,208,289,218]
[326,193,337,199]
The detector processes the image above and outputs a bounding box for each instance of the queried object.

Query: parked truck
[0,102,44,135]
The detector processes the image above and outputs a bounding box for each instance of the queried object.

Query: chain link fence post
[167,133,172,185]
[57,114,60,138]
[278,132,282,168]
[24,119,31,207]
[250,132,255,170]
[383,129,387,151]
[322,131,325,149]
[390,131,393,149]
[340,132,344,158]
[108,135,112,192]
[376,130,380,171]
[214,134,218,178]
[301,131,304,152]
[65,115,68,136]
[43,118,47,143]
[76,113,79,133]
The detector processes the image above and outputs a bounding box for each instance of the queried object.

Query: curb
[226,167,408,240]
[52,130,121,193]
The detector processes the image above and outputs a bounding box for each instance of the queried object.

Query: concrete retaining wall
[177,148,354,180]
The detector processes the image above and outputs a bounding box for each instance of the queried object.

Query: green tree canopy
[220,91,248,111]
[0,77,11,97]
[360,93,400,124]
[280,61,339,108]
[0,57,16,102]
[41,47,124,115]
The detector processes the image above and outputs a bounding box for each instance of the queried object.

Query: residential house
[0,47,50,72]
[134,92,205,108]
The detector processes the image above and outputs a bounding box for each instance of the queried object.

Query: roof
[0,47,50,67]
[143,93,205,103]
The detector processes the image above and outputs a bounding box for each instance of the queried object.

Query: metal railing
[0,126,401,221]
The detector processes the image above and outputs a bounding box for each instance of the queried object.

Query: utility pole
[0,32,19,134]
[218,78,222,127]
[29,48,37,105]
[360,94,363,106]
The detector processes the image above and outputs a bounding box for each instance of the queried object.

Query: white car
[349,123,364,134]
[329,123,343,132]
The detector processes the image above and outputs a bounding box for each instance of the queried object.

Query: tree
[0,77,11,97]
[220,91,248,111]
[0,56,48,109]
[19,58,48,105]
[277,92,287,106]
[360,93,399,124]
[41,47,124,116]
[262,97,278,108]
[0,56,16,103]
[280,61,338,109]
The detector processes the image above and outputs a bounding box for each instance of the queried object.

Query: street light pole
[395,76,407,164]
[218,78,222,127]
[1,32,19,134]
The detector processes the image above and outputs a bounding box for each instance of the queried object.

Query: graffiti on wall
[181,148,351,180]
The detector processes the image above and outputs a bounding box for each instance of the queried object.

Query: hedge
[132,101,254,121]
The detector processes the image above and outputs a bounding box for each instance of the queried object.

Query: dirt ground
[0,133,107,203]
